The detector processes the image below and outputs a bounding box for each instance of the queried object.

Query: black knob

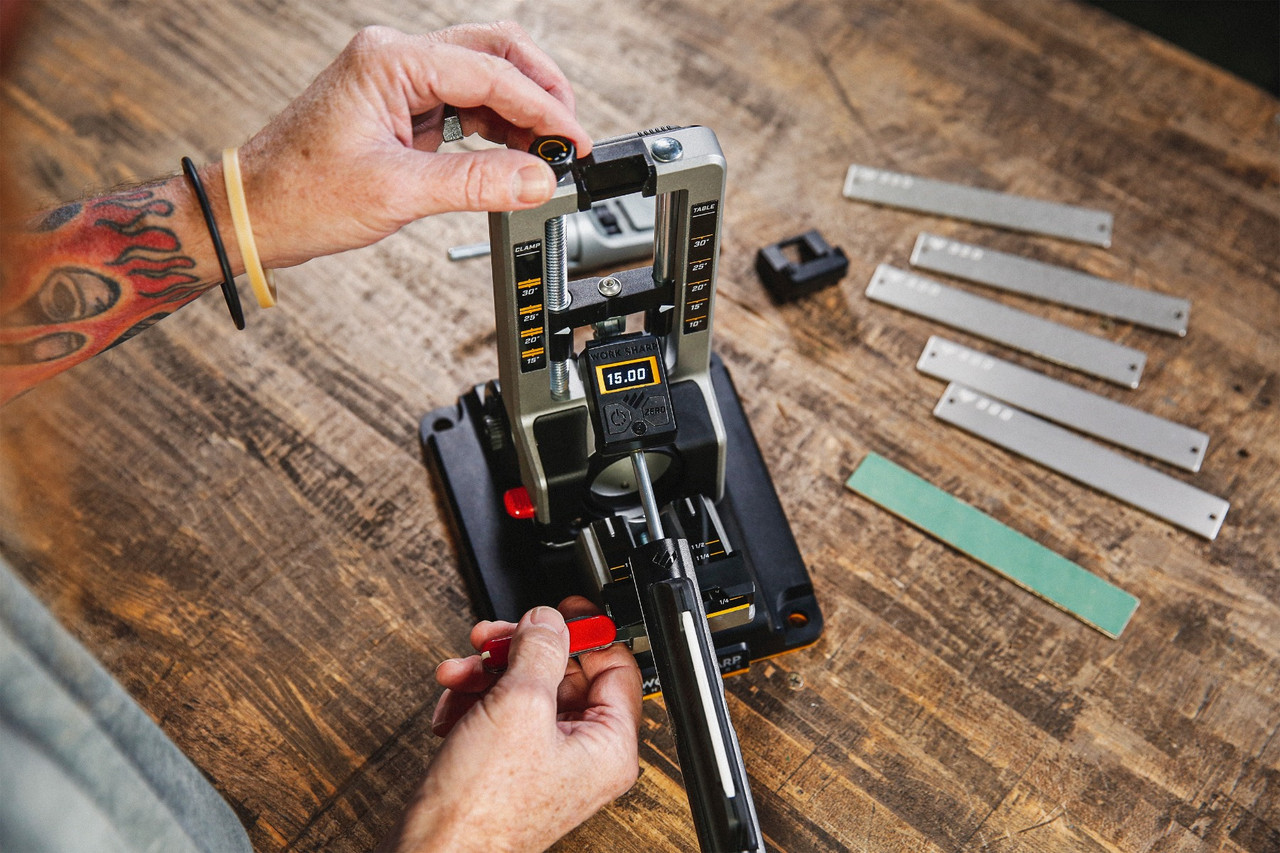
[529,135,576,178]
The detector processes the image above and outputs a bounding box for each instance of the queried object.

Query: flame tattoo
[93,191,200,300]
[1,186,213,400]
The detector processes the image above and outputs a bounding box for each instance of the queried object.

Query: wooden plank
[1,0,1277,850]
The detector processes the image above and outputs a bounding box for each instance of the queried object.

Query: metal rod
[631,451,665,541]
[653,191,677,285]
[545,214,570,398]
[446,242,491,261]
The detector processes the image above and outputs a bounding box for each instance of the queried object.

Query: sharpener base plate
[419,355,823,686]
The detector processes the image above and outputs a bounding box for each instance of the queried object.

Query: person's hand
[0,21,591,402]
[216,22,592,269]
[380,597,642,853]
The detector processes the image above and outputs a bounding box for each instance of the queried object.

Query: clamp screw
[529,136,577,178]
[650,137,683,162]
[598,276,623,297]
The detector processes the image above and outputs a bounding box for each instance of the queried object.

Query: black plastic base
[420,355,822,687]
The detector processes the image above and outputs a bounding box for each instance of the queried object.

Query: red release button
[503,486,536,519]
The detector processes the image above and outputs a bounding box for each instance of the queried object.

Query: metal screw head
[598,276,623,297]
[650,137,683,162]
[441,106,463,142]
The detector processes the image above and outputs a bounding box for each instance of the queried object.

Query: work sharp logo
[603,340,657,359]
[651,550,677,569]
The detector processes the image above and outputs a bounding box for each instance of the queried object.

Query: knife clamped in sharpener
[420,126,822,852]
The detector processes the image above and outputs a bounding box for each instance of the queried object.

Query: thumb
[405,149,557,215]
[501,605,571,700]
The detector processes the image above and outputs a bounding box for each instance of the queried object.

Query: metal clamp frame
[488,126,729,525]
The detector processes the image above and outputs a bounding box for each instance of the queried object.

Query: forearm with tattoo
[1,179,228,403]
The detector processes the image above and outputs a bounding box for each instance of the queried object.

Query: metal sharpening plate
[917,336,1209,471]
[866,265,1146,388]
[846,453,1138,638]
[909,233,1190,335]
[934,384,1229,540]
[843,165,1113,246]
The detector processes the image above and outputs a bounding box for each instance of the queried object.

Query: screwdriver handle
[630,538,765,853]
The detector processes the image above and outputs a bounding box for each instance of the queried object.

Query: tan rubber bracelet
[221,147,277,308]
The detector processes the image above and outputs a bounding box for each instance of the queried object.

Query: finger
[400,148,557,213]
[426,21,579,115]
[577,643,643,733]
[556,657,591,715]
[435,656,499,693]
[496,606,570,716]
[393,41,590,154]
[553,596,617,713]
[556,594,602,621]
[469,619,519,651]
[414,105,545,155]
[431,687,483,737]
[445,108,546,156]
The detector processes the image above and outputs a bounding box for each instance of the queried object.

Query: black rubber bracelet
[181,156,245,330]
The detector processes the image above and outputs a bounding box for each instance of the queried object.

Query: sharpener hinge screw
[650,137,683,162]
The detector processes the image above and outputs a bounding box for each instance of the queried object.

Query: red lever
[503,486,536,519]
[480,614,618,672]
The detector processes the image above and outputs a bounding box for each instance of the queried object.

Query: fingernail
[528,605,563,628]
[513,163,554,204]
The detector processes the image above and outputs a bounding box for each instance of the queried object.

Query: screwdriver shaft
[631,451,665,541]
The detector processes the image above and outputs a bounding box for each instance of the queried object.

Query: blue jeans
[0,559,252,853]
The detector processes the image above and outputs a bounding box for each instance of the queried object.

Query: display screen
[597,356,660,394]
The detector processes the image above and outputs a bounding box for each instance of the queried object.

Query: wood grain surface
[2,1,1277,850]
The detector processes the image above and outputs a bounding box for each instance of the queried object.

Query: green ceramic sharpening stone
[846,453,1138,638]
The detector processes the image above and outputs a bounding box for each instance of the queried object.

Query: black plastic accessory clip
[755,229,849,303]
[181,156,245,330]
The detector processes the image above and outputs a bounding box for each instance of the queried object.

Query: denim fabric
[0,560,251,853]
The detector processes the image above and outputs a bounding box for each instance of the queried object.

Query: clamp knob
[529,135,576,178]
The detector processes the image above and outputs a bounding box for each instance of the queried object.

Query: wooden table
[3,1,1277,850]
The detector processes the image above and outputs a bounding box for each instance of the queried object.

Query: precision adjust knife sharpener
[421,126,822,851]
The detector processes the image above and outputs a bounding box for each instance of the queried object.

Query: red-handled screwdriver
[479,613,619,672]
